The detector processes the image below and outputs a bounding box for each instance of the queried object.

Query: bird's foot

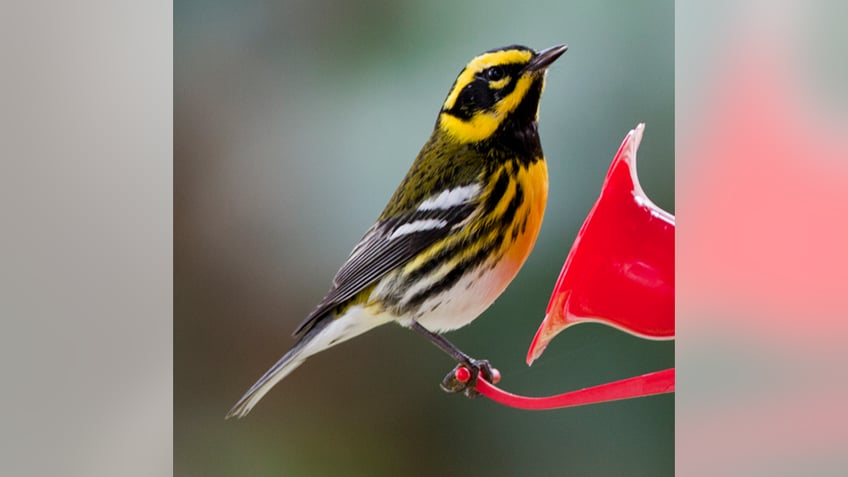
[440,358,497,398]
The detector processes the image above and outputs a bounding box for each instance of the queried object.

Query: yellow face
[438,45,563,144]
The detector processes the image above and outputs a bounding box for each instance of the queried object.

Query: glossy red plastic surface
[527,124,675,365]
[475,367,674,411]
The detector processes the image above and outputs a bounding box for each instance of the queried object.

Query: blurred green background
[175,0,673,475]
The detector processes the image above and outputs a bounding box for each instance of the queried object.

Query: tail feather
[225,339,310,419]
[226,307,391,419]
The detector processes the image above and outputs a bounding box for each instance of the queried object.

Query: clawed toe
[439,359,495,398]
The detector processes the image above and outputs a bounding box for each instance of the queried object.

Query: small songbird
[227,44,567,418]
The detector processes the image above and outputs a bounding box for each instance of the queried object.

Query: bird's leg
[410,321,494,397]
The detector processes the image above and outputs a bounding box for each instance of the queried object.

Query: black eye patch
[452,79,495,119]
[446,64,524,120]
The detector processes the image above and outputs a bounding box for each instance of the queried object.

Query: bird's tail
[226,309,389,419]
[225,328,317,419]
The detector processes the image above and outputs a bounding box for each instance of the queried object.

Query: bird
[227,44,567,418]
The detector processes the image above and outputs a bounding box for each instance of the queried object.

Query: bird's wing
[293,183,482,336]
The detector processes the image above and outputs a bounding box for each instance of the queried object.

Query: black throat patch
[484,79,545,163]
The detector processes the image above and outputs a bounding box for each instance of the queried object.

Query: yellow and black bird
[227,44,567,418]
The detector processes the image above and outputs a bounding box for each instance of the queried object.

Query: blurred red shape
[527,124,675,365]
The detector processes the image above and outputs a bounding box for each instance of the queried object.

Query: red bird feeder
[459,123,675,410]
[529,123,675,363]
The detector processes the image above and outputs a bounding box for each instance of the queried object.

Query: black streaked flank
[484,169,510,212]
[400,163,527,313]
[398,158,515,292]
[404,237,502,310]
[499,182,524,230]
[399,217,491,292]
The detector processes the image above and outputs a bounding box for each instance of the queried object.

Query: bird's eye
[486,67,505,81]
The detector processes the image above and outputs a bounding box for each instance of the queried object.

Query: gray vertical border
[0,2,172,476]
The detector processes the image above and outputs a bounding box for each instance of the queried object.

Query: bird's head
[438,44,568,144]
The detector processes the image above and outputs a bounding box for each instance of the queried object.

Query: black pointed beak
[523,44,568,73]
